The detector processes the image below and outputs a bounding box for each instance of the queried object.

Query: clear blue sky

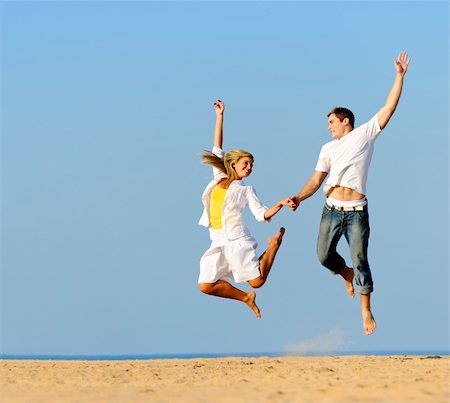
[1,1,448,356]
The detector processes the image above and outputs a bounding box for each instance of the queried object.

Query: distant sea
[1,351,449,360]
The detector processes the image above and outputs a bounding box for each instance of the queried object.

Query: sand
[1,355,449,402]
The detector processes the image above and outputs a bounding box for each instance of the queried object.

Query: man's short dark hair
[328,107,355,129]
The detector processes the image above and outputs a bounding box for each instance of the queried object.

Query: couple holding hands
[198,52,410,335]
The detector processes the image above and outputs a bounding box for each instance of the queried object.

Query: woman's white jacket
[198,147,269,241]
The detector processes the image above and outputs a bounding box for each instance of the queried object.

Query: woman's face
[233,157,253,179]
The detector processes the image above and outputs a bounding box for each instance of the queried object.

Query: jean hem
[330,262,346,276]
[355,287,373,295]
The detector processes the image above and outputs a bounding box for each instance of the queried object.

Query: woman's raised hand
[213,99,225,116]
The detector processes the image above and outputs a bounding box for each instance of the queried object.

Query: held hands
[213,99,225,116]
[394,51,411,77]
[280,197,298,212]
[289,195,301,212]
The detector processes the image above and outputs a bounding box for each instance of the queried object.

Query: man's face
[328,113,347,139]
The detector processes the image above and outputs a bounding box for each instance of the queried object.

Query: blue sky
[1,1,448,356]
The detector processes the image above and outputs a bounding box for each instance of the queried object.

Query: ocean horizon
[1,350,448,360]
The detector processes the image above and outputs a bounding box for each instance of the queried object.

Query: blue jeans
[316,202,373,294]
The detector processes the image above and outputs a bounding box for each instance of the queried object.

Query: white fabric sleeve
[314,145,330,173]
[246,186,269,223]
[211,146,227,181]
[362,115,382,141]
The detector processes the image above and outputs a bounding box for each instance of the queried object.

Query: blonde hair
[201,149,254,186]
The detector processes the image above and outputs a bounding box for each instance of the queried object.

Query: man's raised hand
[394,51,411,77]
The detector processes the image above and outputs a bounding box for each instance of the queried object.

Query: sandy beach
[1,355,449,403]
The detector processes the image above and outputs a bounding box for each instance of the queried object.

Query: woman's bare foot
[340,266,355,298]
[244,291,261,319]
[268,227,285,247]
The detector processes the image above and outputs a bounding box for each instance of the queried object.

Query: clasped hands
[279,196,301,212]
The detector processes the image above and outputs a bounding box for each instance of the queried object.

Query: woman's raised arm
[213,100,225,149]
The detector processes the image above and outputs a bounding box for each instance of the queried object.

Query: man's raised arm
[377,51,411,130]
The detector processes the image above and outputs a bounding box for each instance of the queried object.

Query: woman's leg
[198,280,261,318]
[248,227,285,289]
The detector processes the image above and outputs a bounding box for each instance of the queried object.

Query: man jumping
[291,52,411,335]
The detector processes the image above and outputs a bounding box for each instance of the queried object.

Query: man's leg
[346,208,376,335]
[340,266,355,298]
[317,206,354,297]
[248,227,285,288]
[360,293,376,335]
[198,281,261,318]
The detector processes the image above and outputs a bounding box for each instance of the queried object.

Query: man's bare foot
[362,309,377,335]
[245,291,261,319]
[340,266,355,298]
[268,227,285,247]
[360,293,376,335]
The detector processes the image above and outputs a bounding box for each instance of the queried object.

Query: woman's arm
[247,186,294,222]
[264,197,295,220]
[213,100,225,148]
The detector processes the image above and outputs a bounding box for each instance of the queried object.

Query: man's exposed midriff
[327,186,366,201]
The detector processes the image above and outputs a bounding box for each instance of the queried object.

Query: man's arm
[377,51,411,130]
[213,100,225,148]
[292,170,328,210]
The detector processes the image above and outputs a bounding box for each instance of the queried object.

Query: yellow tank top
[209,185,227,230]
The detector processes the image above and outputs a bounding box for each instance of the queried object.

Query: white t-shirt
[315,115,382,196]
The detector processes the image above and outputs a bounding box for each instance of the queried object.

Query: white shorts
[199,230,261,284]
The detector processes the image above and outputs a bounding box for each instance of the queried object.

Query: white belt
[326,200,367,212]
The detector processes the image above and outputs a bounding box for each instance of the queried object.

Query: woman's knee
[248,278,264,289]
[198,283,214,294]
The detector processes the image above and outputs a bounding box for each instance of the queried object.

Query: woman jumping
[198,100,294,318]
